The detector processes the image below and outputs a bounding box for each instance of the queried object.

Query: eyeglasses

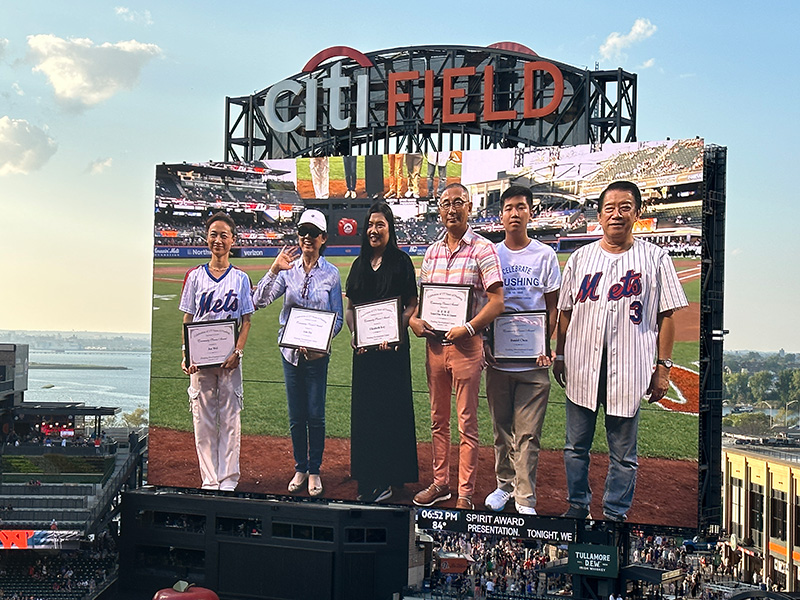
[438,198,467,211]
[298,226,323,238]
[301,272,313,299]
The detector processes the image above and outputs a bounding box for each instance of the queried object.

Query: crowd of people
[588,139,703,184]
[658,240,701,258]
[0,528,117,600]
[428,531,565,599]
[5,430,109,450]
[420,529,760,600]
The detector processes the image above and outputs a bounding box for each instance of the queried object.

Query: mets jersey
[558,239,687,417]
[180,264,255,324]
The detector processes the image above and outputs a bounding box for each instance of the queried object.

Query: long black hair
[346,201,403,299]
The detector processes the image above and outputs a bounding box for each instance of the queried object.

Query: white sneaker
[515,502,537,515]
[484,488,513,511]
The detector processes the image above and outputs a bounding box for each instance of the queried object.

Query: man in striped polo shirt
[554,180,688,522]
[410,183,504,510]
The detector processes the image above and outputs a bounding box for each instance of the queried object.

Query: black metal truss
[225,45,637,160]
[699,145,727,533]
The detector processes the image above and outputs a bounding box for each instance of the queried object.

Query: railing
[4,441,118,456]
[84,433,147,533]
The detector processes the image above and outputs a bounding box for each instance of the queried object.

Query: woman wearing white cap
[253,209,343,497]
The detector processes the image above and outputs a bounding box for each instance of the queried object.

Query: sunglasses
[298,226,323,238]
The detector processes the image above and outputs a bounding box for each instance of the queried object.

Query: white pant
[310,157,329,199]
[188,365,243,490]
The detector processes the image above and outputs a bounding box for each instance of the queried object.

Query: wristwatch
[234,348,244,358]
[656,358,673,369]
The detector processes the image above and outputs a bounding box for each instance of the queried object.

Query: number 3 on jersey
[629,301,643,325]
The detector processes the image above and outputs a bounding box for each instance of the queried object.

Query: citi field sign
[262,43,565,134]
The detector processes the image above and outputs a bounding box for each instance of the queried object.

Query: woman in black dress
[345,202,419,502]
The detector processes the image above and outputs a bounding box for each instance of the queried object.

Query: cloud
[0,116,58,175]
[11,83,24,96]
[640,58,655,69]
[600,18,657,61]
[114,6,154,25]
[0,38,8,61]
[27,34,161,109]
[87,157,113,174]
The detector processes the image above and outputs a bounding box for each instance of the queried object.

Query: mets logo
[576,270,642,303]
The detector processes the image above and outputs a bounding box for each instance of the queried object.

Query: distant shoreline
[29,363,130,371]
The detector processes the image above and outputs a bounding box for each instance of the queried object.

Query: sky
[1,1,798,352]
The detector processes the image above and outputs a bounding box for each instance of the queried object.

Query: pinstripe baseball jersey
[420,227,502,320]
[558,239,687,417]
[180,264,255,324]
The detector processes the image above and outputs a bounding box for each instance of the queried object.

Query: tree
[726,412,771,436]
[749,370,776,405]
[792,370,800,404]
[102,408,149,429]
[724,372,751,404]
[121,407,149,428]
[777,369,795,399]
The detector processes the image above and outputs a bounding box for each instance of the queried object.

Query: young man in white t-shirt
[484,185,561,514]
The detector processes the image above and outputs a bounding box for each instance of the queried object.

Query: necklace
[370,256,382,270]
[209,264,228,271]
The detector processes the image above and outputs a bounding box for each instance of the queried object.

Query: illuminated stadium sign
[0,529,81,550]
[263,45,564,134]
[225,44,637,160]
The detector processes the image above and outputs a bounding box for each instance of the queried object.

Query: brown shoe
[456,497,474,510]
[413,483,451,507]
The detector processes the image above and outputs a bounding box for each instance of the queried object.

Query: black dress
[347,250,419,491]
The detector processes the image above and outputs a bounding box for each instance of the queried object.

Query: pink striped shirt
[420,227,502,318]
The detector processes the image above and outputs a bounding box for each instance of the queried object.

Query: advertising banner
[0,529,81,550]
[567,544,619,577]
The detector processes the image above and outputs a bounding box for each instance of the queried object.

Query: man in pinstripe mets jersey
[553,180,687,521]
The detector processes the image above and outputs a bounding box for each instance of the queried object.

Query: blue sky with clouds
[1,1,798,351]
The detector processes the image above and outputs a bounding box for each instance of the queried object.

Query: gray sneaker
[561,505,592,519]
[603,512,627,522]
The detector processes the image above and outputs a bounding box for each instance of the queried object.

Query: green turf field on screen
[150,254,698,460]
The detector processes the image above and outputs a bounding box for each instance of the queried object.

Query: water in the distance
[26,350,150,418]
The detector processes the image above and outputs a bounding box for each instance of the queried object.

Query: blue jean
[343,156,357,192]
[282,355,329,474]
[563,360,639,519]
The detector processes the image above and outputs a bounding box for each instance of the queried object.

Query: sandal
[308,474,323,497]
[288,471,308,493]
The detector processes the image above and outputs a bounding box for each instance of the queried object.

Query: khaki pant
[485,366,550,508]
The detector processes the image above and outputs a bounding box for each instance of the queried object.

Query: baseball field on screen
[149,254,700,460]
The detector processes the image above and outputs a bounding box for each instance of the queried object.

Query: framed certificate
[279,307,337,354]
[491,311,548,361]
[353,297,402,350]
[419,283,472,333]
[184,318,238,369]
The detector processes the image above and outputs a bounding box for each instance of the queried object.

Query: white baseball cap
[298,209,327,233]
